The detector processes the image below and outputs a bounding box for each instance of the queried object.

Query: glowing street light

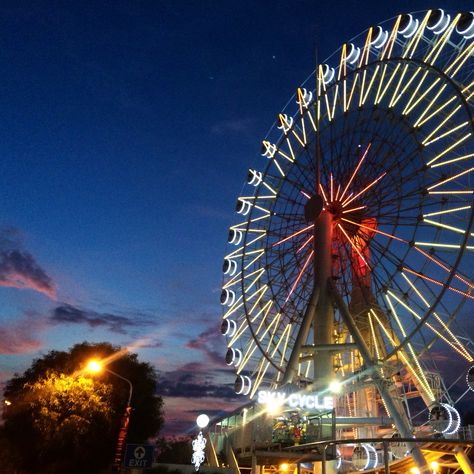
[87,360,102,373]
[86,359,133,406]
[192,414,209,471]
[196,414,210,429]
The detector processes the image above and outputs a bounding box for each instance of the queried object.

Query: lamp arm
[106,369,133,407]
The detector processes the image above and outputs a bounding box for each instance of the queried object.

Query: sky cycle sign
[257,390,334,410]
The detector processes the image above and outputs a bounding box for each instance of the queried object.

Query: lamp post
[86,360,133,472]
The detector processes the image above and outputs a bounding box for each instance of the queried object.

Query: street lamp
[86,359,133,406]
[86,359,133,472]
[192,414,209,471]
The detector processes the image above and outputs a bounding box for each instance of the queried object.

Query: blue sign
[124,444,154,469]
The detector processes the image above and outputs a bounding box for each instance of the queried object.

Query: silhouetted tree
[2,342,163,474]
[156,436,193,464]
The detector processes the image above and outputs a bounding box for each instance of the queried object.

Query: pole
[107,369,133,406]
[383,440,390,473]
[313,211,334,389]
[106,369,133,473]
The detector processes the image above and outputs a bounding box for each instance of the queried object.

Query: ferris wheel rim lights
[426,9,451,35]
[466,365,474,391]
[398,14,419,38]
[456,12,474,39]
[429,402,461,435]
[352,443,378,471]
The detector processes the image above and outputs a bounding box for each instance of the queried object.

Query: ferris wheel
[220,8,474,456]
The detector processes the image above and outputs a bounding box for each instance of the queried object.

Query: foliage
[2,341,164,474]
[155,436,193,464]
[25,372,112,440]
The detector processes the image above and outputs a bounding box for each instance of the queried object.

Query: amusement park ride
[214,8,474,474]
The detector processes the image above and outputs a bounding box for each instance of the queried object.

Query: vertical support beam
[281,286,320,385]
[330,283,430,474]
[313,211,334,389]
[383,440,390,473]
[454,447,474,474]
[322,444,327,474]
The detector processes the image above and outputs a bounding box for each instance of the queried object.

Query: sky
[0,0,472,437]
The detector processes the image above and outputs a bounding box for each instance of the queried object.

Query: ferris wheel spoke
[427,166,474,193]
[400,272,473,361]
[366,229,474,301]
[401,267,474,300]
[444,39,474,79]
[272,224,314,247]
[285,250,314,304]
[380,296,436,401]
[414,241,474,251]
[425,14,459,66]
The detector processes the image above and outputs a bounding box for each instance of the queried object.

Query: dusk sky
[0,0,472,437]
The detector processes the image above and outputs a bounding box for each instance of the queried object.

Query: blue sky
[0,0,472,436]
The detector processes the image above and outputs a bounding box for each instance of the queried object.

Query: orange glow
[403,267,474,300]
[272,224,314,247]
[342,172,386,207]
[330,173,334,201]
[340,217,406,242]
[86,360,103,373]
[319,183,329,204]
[285,250,314,303]
[341,217,473,291]
[341,205,367,214]
[340,143,372,201]
[337,224,368,267]
[297,235,314,253]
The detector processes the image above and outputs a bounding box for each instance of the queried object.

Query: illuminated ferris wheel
[220,8,474,462]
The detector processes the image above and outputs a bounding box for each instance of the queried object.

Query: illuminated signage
[257,390,333,410]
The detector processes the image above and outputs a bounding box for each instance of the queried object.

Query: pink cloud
[0,250,56,299]
[0,316,44,354]
[186,325,226,367]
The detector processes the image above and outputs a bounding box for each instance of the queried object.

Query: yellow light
[86,360,103,373]
[4,400,11,406]
[329,380,342,393]
[410,468,420,474]
[280,463,289,472]
[430,461,439,471]
[266,398,283,416]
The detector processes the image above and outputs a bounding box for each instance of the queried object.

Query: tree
[2,342,164,474]
[155,436,193,464]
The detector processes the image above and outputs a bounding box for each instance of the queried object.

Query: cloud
[0,250,56,298]
[162,395,242,436]
[158,364,236,399]
[186,326,225,366]
[157,361,243,436]
[51,304,155,334]
[0,315,44,354]
[0,228,55,299]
